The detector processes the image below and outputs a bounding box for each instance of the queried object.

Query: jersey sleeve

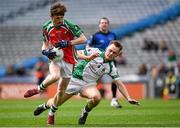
[109,62,121,81]
[113,32,117,40]
[64,19,83,37]
[83,48,101,56]
[42,27,48,43]
[42,20,51,44]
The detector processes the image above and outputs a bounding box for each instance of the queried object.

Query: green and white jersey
[73,48,120,83]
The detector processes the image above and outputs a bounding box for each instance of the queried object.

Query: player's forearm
[115,80,131,100]
[70,34,87,45]
[77,53,89,60]
[41,42,48,51]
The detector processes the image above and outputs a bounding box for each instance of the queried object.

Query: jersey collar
[100,51,112,63]
[52,19,65,29]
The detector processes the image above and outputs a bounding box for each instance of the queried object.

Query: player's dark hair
[99,17,110,24]
[110,40,123,52]
[50,2,67,16]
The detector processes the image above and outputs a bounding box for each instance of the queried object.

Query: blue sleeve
[75,43,87,50]
[87,35,93,46]
[114,33,117,40]
[113,32,117,40]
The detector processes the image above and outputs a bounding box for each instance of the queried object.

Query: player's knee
[92,94,101,103]
[51,73,60,81]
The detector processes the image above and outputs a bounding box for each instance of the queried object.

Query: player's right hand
[42,49,56,60]
[55,40,71,49]
[128,98,140,106]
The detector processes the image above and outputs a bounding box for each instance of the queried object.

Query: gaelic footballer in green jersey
[33,40,139,125]
[67,46,120,94]
[66,40,139,124]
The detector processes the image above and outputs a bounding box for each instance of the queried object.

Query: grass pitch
[0,98,180,127]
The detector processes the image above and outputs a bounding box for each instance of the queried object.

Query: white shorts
[66,77,96,95]
[100,74,113,84]
[58,60,74,78]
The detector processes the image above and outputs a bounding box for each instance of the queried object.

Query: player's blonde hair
[109,40,123,54]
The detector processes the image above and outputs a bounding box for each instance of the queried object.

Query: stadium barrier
[0,82,146,99]
[0,83,43,99]
[112,2,180,39]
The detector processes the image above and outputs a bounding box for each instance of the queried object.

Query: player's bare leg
[33,78,69,117]
[33,78,68,117]
[47,78,70,125]
[78,86,102,125]
[24,62,61,98]
[47,93,73,125]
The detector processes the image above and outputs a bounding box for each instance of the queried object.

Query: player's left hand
[88,51,100,61]
[128,98,140,106]
[55,40,71,49]
[42,49,57,60]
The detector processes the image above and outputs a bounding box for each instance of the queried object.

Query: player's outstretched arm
[77,50,100,61]
[71,33,87,45]
[115,79,140,106]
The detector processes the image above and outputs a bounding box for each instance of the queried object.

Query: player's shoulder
[64,18,76,26]
[42,20,53,30]
[108,31,116,38]
[93,31,103,36]
[64,18,82,34]
[108,30,115,34]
